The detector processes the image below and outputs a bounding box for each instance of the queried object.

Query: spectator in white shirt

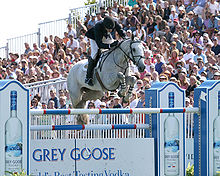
[183,44,195,70]
[66,34,79,53]
[67,24,77,39]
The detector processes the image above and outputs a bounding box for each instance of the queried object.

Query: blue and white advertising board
[194,80,220,176]
[0,80,29,175]
[30,138,155,175]
[146,82,185,176]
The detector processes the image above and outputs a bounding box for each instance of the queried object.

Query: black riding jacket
[85,20,126,49]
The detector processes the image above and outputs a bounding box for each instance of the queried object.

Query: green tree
[84,0,97,5]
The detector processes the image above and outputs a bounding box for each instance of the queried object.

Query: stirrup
[85,78,94,86]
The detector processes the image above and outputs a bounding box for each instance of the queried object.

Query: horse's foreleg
[117,72,126,97]
[123,76,137,103]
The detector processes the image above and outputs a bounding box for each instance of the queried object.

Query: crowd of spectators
[1,0,220,112]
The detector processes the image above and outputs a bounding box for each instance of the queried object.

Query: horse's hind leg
[75,99,89,125]
[123,76,137,103]
[117,72,126,97]
[68,87,88,125]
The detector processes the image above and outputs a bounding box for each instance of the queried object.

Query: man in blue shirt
[191,13,203,32]
[155,54,164,75]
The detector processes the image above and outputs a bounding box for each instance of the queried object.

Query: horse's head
[124,37,146,73]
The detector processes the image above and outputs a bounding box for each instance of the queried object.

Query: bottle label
[164,139,179,175]
[5,140,22,172]
[164,139,179,152]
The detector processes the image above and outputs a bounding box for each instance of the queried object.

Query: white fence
[0,0,128,58]
[0,46,8,58]
[38,17,70,44]
[25,78,67,103]
[7,32,39,55]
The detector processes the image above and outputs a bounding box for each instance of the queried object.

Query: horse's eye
[132,48,136,52]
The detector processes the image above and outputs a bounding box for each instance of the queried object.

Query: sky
[0,0,85,47]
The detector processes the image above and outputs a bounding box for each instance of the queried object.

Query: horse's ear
[131,34,134,41]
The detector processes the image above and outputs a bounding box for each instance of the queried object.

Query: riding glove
[110,41,119,48]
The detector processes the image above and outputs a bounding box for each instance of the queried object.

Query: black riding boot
[85,57,96,86]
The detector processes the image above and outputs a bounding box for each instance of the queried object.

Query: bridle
[116,39,145,71]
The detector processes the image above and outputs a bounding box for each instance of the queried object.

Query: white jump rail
[30,107,200,115]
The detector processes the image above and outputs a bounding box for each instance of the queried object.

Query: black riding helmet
[103,16,115,29]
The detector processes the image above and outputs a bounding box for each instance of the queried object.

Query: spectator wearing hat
[20,59,28,74]
[213,71,220,80]
[87,13,97,29]
[194,45,207,63]
[211,37,220,55]
[170,18,179,33]
[169,7,178,23]
[113,96,122,108]
[172,34,183,51]
[124,11,140,32]
[191,65,201,80]
[200,76,207,83]
[159,74,168,82]
[187,11,194,26]
[178,6,186,20]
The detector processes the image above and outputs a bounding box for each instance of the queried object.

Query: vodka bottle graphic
[164,92,179,175]
[214,91,220,175]
[5,91,22,173]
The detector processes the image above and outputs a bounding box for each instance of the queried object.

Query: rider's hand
[110,41,119,47]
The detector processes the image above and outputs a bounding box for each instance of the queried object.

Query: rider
[85,16,126,86]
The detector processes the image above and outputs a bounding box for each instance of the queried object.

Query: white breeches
[90,34,114,60]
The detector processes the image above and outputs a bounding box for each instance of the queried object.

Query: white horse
[67,38,145,124]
